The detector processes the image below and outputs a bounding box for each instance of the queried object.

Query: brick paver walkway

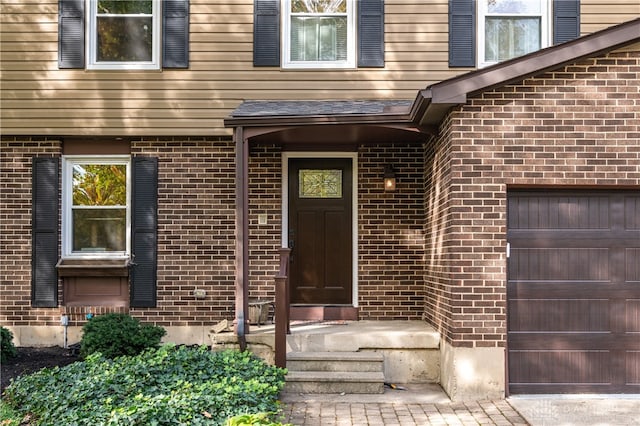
[281,399,529,426]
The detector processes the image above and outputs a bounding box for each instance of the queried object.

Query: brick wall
[246,144,426,320]
[0,137,238,329]
[424,49,640,348]
[358,144,425,320]
[0,138,62,326]
[423,116,456,342]
[247,145,284,302]
[132,138,237,326]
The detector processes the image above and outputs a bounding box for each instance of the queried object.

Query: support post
[235,126,249,349]
[275,248,291,368]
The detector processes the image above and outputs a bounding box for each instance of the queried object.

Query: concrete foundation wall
[440,339,505,401]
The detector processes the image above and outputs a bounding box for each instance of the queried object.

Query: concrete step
[284,371,385,394]
[287,351,384,372]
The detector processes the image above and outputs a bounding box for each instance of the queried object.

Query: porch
[211,320,441,394]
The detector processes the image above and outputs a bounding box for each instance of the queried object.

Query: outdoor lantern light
[384,164,396,192]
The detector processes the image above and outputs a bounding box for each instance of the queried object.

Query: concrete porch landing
[278,320,439,353]
[211,320,441,385]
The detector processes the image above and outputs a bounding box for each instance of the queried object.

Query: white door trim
[282,152,359,307]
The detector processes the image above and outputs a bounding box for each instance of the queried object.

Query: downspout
[234,126,249,350]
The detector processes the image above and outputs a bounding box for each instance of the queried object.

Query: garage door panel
[625,196,640,229]
[508,299,610,332]
[508,190,640,394]
[626,352,640,385]
[509,331,624,354]
[509,350,612,384]
[508,248,609,281]
[508,194,611,230]
[627,248,640,283]
[626,299,640,332]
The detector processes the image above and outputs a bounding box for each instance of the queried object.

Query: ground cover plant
[3,344,287,425]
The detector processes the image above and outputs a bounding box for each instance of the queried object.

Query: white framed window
[62,156,131,258]
[86,0,161,70]
[478,0,550,68]
[282,0,356,69]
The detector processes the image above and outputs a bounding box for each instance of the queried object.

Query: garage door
[507,190,640,394]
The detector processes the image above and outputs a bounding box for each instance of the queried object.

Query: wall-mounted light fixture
[384,164,396,192]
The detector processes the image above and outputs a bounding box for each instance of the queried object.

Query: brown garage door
[507,190,640,394]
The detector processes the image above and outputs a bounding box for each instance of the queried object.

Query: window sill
[56,259,130,277]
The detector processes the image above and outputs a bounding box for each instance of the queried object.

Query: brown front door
[288,158,353,305]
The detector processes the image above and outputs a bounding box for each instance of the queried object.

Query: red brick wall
[424,49,640,348]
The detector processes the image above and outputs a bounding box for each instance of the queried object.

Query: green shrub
[1,326,18,363]
[79,313,166,359]
[4,344,287,426]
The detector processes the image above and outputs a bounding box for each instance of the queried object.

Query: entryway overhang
[224,99,433,342]
[224,99,434,145]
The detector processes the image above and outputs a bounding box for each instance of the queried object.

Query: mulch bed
[1,346,79,393]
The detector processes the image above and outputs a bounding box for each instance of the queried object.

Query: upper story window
[282,0,356,69]
[59,0,189,70]
[86,0,161,70]
[478,0,550,67]
[253,0,384,68]
[62,156,131,258]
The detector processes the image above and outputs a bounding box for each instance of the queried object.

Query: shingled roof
[229,100,413,118]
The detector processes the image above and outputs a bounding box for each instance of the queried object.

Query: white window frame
[62,155,131,259]
[86,0,161,70]
[282,0,356,69]
[477,0,551,68]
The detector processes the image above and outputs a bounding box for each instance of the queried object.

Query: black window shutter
[32,157,59,307]
[163,0,190,68]
[58,0,85,69]
[553,0,580,45]
[131,157,158,308]
[358,0,385,68]
[254,0,280,67]
[449,0,475,67]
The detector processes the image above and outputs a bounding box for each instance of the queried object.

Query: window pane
[485,17,540,62]
[98,1,152,15]
[72,208,126,252]
[73,164,127,206]
[299,169,342,198]
[291,17,347,62]
[485,0,541,14]
[97,17,153,62]
[292,0,346,13]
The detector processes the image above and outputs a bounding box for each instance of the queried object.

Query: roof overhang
[224,100,434,144]
[414,18,640,127]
